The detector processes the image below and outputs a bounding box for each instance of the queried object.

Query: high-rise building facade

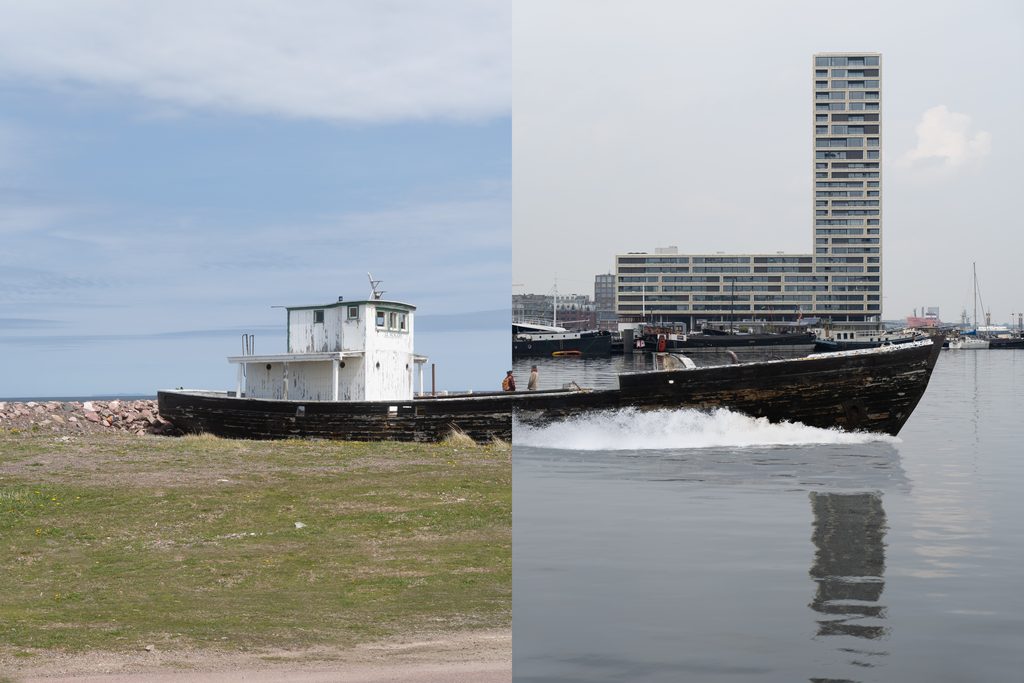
[812,53,882,319]
[614,53,882,329]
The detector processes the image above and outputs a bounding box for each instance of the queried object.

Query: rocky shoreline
[0,399,182,436]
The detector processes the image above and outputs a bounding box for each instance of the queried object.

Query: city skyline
[513,0,1022,324]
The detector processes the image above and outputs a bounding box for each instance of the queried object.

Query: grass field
[0,430,510,657]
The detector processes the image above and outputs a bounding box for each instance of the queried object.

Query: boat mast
[552,279,558,328]
[973,262,977,329]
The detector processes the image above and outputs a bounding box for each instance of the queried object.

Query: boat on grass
[157,286,944,442]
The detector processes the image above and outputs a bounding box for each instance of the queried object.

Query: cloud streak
[0,0,509,123]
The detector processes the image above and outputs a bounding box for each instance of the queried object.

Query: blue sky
[0,1,510,397]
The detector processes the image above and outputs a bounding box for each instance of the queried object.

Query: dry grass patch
[0,430,510,657]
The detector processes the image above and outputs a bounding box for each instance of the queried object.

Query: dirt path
[6,629,511,683]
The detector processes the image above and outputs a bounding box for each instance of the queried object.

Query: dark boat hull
[512,337,943,436]
[988,338,1024,349]
[158,390,515,443]
[512,332,612,357]
[159,337,943,441]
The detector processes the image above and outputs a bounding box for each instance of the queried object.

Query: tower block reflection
[809,492,888,641]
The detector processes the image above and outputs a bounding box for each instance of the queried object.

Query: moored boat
[641,327,816,354]
[813,327,926,352]
[946,334,989,350]
[988,336,1024,349]
[512,322,612,357]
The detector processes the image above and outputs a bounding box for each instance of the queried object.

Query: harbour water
[512,350,1024,682]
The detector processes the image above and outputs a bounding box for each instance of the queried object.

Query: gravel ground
[7,629,511,682]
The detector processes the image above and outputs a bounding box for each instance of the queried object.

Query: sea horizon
[0,394,158,403]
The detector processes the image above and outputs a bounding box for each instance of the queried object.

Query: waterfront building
[513,292,597,330]
[594,273,617,330]
[615,53,882,330]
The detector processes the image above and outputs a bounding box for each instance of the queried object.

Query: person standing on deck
[502,370,516,391]
[528,365,539,391]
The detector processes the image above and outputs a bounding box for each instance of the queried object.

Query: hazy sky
[513,0,1023,325]
[0,1,510,397]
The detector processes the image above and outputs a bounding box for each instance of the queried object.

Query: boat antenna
[368,273,385,300]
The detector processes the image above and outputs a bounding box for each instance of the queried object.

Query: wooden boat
[159,333,944,442]
[510,336,943,437]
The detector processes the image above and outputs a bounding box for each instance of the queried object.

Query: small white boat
[947,335,989,350]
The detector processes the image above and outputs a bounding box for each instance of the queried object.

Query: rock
[83,401,95,412]
[50,414,65,424]
[144,644,155,652]
[109,400,121,411]
[84,411,101,423]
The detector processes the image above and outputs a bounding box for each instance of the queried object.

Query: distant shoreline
[0,394,156,402]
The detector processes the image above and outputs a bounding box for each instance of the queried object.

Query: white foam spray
[513,408,899,451]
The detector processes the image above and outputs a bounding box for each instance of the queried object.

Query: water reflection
[809,492,889,681]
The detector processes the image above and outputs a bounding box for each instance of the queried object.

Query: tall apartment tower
[813,53,882,321]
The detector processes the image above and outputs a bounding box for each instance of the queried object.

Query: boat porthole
[376,362,380,369]
[340,362,345,368]
[266,364,272,371]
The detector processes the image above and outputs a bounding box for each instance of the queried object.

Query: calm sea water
[512,349,1024,682]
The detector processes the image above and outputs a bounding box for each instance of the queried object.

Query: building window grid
[615,54,880,321]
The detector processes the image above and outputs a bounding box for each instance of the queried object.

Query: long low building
[615,52,882,330]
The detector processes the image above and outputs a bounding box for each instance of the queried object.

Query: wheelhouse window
[313,309,325,324]
[375,310,386,327]
[400,313,407,331]
[389,312,399,329]
[347,305,358,319]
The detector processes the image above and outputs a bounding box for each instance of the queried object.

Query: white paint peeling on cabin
[229,299,426,402]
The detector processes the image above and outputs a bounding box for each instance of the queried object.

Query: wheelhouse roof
[286,300,416,312]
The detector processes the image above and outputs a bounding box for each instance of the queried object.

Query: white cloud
[899,105,992,169]
[0,0,509,123]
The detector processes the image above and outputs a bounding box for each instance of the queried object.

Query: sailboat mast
[552,280,558,328]
[973,262,977,329]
